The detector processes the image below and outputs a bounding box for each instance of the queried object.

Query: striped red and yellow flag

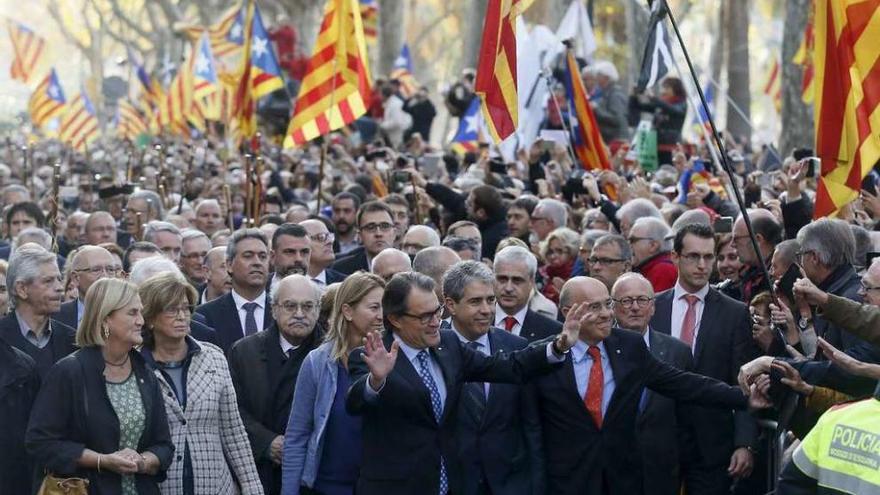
[360,0,378,44]
[812,0,880,218]
[562,50,610,171]
[762,58,782,111]
[59,91,100,152]
[7,21,45,83]
[793,7,816,104]
[158,64,194,136]
[28,69,66,128]
[179,3,245,59]
[474,0,534,143]
[116,100,149,140]
[284,0,372,148]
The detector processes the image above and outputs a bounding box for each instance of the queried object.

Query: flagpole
[541,68,579,169]
[316,8,343,215]
[658,0,773,292]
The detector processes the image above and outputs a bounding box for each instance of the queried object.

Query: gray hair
[2,184,30,199]
[12,227,52,251]
[593,234,633,261]
[226,228,268,264]
[543,227,580,259]
[371,248,412,272]
[143,221,182,244]
[580,229,609,250]
[204,246,226,269]
[196,199,221,214]
[671,209,711,233]
[129,257,184,285]
[181,228,210,244]
[632,217,673,252]
[617,198,662,225]
[494,246,538,279]
[796,218,855,269]
[611,272,655,298]
[774,239,800,269]
[442,260,494,302]
[271,274,321,305]
[405,225,441,247]
[535,199,568,230]
[130,190,164,219]
[850,224,871,270]
[7,245,57,309]
[592,60,619,82]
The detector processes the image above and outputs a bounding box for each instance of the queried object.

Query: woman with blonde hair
[282,272,386,495]
[539,227,580,304]
[138,272,263,494]
[26,278,173,494]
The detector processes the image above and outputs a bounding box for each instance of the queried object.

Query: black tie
[243,302,259,336]
[463,341,487,425]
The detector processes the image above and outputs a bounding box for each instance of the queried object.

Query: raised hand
[771,360,814,396]
[793,275,828,307]
[362,330,399,388]
[747,374,773,410]
[737,355,774,394]
[817,337,880,380]
[558,302,588,352]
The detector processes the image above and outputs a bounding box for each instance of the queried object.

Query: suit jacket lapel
[694,290,718,366]
[640,331,667,415]
[558,353,592,424]
[221,294,243,338]
[603,332,629,425]
[431,342,456,423]
[385,332,434,420]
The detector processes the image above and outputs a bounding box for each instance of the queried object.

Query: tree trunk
[779,0,814,156]
[624,0,651,91]
[284,0,324,58]
[460,0,490,72]
[725,0,751,142]
[710,1,726,90]
[377,0,405,76]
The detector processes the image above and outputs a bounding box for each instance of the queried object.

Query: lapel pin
[616,349,621,354]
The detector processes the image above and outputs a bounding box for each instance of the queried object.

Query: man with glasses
[612,273,693,495]
[629,217,677,293]
[180,229,212,288]
[299,219,346,288]
[53,245,121,330]
[229,274,322,494]
[332,201,396,276]
[590,234,632,290]
[650,223,759,494]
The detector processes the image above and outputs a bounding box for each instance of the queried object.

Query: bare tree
[625,0,651,91]
[779,0,813,155]
[524,0,569,29]
[460,0,490,73]
[725,0,751,142]
[377,0,405,75]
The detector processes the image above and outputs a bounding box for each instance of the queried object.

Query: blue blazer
[195,291,274,353]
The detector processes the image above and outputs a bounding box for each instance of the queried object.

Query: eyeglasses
[679,253,716,265]
[359,222,395,233]
[403,243,427,253]
[628,236,653,244]
[400,305,444,325]
[588,257,625,266]
[76,265,122,276]
[585,299,614,313]
[795,250,815,263]
[162,305,194,317]
[612,296,654,308]
[181,252,208,261]
[275,301,317,314]
[309,232,335,244]
[859,281,880,293]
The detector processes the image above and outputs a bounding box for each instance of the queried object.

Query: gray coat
[592,82,630,142]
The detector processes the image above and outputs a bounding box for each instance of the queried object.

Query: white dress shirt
[231,289,267,334]
[451,323,491,397]
[494,304,529,337]
[670,282,710,350]
[365,334,448,410]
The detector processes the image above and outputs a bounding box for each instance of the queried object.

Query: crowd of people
[1,56,880,495]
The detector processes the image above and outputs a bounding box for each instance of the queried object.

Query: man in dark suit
[649,224,759,494]
[530,276,762,495]
[612,273,694,495]
[346,271,583,495]
[196,229,274,353]
[299,219,346,289]
[443,261,543,495]
[0,245,77,379]
[331,201,396,276]
[493,246,562,342]
[228,274,321,495]
[52,245,120,330]
[267,223,312,292]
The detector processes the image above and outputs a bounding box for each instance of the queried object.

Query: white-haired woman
[540,227,580,304]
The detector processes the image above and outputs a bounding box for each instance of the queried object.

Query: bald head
[371,248,412,282]
[559,276,613,344]
[734,209,782,265]
[71,245,118,299]
[402,225,441,256]
[611,273,655,333]
[413,246,461,298]
[559,276,600,317]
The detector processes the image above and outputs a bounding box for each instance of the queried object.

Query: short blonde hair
[541,227,580,260]
[138,273,198,349]
[325,272,385,362]
[76,278,141,347]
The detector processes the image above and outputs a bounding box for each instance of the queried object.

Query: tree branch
[106,0,155,42]
[46,0,90,54]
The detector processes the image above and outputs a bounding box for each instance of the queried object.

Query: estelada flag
[7,21,45,83]
[561,50,610,171]
[59,90,100,152]
[811,0,880,218]
[28,69,66,128]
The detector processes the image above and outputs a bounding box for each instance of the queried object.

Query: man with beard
[331,192,361,255]
[332,201,396,276]
[229,274,322,494]
[269,224,312,294]
[196,229,274,352]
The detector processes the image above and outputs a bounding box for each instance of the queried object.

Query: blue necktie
[416,350,448,495]
[242,302,259,336]
[464,342,487,424]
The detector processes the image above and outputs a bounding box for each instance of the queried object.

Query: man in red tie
[528,275,768,494]
[649,223,761,495]
[492,246,562,342]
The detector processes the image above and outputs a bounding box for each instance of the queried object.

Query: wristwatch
[797,316,813,331]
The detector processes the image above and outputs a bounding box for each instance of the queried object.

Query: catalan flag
[450,97,481,154]
[811,0,880,218]
[763,58,782,111]
[116,100,149,140]
[561,50,609,171]
[179,3,245,60]
[28,69,66,128]
[193,33,219,99]
[59,91,100,152]
[390,44,419,99]
[474,0,534,143]
[793,8,816,104]
[360,0,378,44]
[249,3,284,99]
[159,64,194,135]
[284,0,372,148]
[7,21,45,83]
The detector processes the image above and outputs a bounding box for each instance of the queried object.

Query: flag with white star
[450,97,481,155]
[28,68,66,129]
[390,44,419,98]
[249,3,283,99]
[193,32,219,100]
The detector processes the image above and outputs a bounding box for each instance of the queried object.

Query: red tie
[503,316,517,332]
[680,294,700,347]
[584,345,603,428]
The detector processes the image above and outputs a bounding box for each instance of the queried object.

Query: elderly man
[143,221,182,264]
[269,224,312,292]
[196,229,274,352]
[630,217,677,293]
[332,201,396,276]
[371,248,412,282]
[589,234,632,291]
[53,246,120,329]
[0,246,76,379]
[180,229,212,287]
[299,219,345,288]
[413,246,461,301]
[493,246,562,342]
[590,60,630,143]
[442,261,542,495]
[446,221,482,257]
[58,211,88,257]
[733,209,783,303]
[84,211,118,246]
[616,198,663,238]
[201,246,232,304]
[194,199,224,237]
[122,190,163,241]
[229,274,322,495]
[402,225,441,257]
[612,273,694,495]
[530,198,567,242]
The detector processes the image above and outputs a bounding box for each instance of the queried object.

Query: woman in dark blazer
[26,278,174,494]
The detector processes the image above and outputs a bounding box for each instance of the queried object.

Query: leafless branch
[46,0,90,53]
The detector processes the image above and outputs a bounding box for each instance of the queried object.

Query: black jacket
[0,340,40,495]
[195,291,274,353]
[52,300,79,332]
[422,182,508,259]
[520,309,563,343]
[629,95,687,149]
[25,347,174,495]
[528,329,748,495]
[325,268,347,285]
[0,312,77,380]
[346,330,557,495]
[227,324,320,494]
[330,246,370,276]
